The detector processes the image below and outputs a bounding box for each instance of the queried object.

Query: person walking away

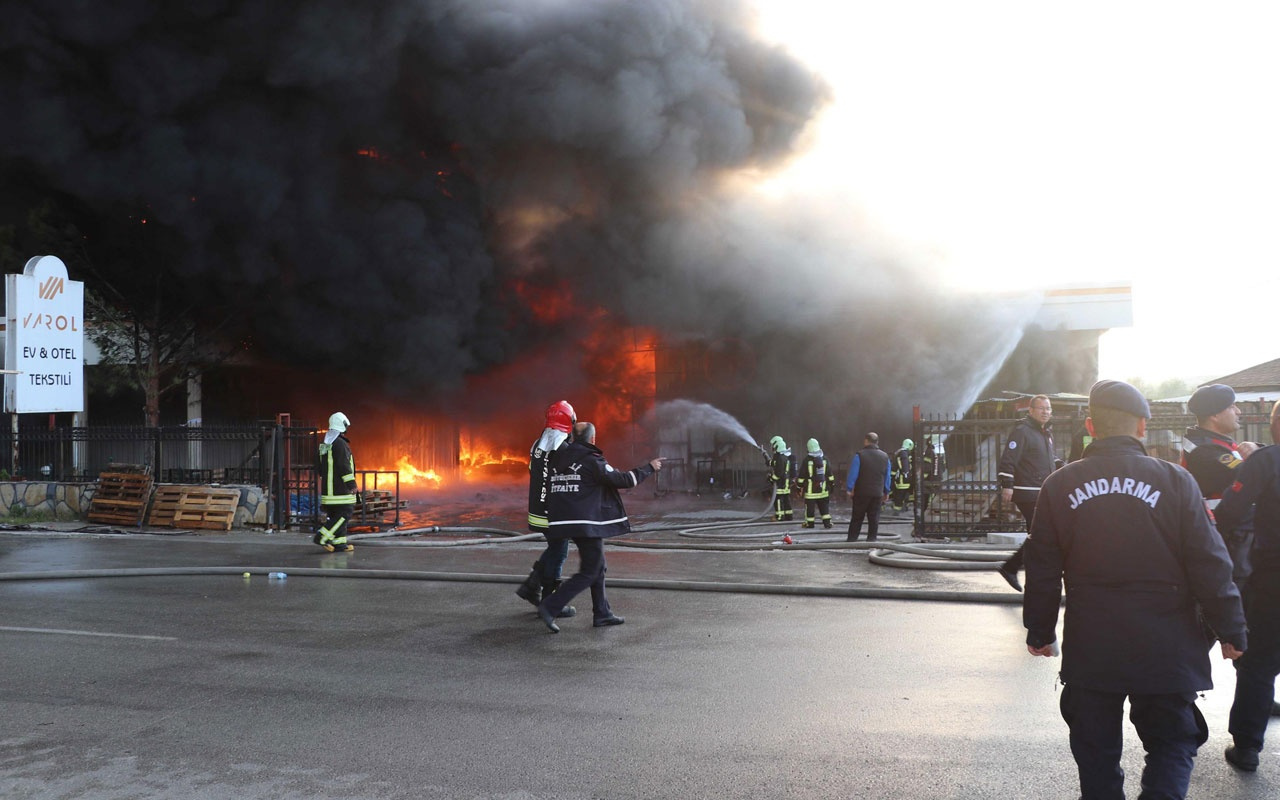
[316,411,357,553]
[768,436,797,522]
[1023,379,1246,800]
[846,432,891,542]
[996,395,1061,591]
[537,422,662,633]
[515,400,578,619]
[799,438,833,529]
[1214,399,1280,771]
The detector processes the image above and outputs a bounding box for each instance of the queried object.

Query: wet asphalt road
[0,510,1273,799]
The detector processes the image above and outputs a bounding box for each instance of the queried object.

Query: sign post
[4,255,86,476]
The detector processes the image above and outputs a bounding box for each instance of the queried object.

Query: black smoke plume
[0,0,1042,455]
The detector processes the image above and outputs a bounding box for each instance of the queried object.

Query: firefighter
[920,436,941,513]
[516,400,578,619]
[890,438,915,511]
[799,438,834,529]
[768,435,797,522]
[315,411,356,553]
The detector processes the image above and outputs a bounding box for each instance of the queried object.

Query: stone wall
[0,482,269,528]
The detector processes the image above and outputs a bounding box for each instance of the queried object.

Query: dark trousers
[540,537,612,622]
[847,494,883,541]
[804,496,830,526]
[1060,684,1206,800]
[773,491,793,520]
[1229,567,1280,750]
[1001,499,1038,573]
[534,538,570,583]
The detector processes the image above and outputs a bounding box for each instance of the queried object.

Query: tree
[1,199,239,426]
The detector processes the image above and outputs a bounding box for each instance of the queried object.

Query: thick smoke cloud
[0,0,1044,453]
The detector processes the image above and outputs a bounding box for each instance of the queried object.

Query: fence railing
[911,406,1276,539]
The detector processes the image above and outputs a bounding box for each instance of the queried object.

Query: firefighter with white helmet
[315,411,356,553]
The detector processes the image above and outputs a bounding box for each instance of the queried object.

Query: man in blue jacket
[537,421,663,633]
[845,432,891,542]
[1024,380,1246,799]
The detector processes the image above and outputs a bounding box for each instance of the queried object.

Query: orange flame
[392,455,443,487]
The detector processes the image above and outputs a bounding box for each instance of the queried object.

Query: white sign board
[5,255,86,413]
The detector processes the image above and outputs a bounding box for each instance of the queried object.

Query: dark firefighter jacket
[319,434,357,506]
[892,447,913,490]
[545,439,655,539]
[770,450,796,493]
[998,416,1060,504]
[1023,436,1246,694]
[1216,443,1280,572]
[527,427,570,533]
[800,452,832,499]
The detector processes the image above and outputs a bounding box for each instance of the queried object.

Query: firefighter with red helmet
[516,400,578,619]
[315,411,356,553]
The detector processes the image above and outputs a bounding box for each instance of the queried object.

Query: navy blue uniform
[1215,443,1280,756]
[1182,425,1254,584]
[1024,435,1246,799]
[541,439,656,622]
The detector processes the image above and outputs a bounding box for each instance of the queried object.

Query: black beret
[1188,384,1235,418]
[1089,379,1151,419]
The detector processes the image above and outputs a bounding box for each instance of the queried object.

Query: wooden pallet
[147,485,241,531]
[87,469,154,526]
[358,489,404,514]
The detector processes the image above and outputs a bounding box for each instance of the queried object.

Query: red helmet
[544,400,576,433]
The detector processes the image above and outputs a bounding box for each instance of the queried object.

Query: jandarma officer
[1023,379,1246,800]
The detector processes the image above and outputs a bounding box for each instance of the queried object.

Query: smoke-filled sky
[754,0,1280,385]
[2,0,1128,450]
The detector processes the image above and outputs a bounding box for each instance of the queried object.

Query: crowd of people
[318,379,1280,794]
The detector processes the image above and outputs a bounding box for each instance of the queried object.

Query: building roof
[1204,357,1280,392]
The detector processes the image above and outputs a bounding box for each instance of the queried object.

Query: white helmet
[328,411,350,433]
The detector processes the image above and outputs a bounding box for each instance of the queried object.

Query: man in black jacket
[996,394,1061,591]
[1024,379,1246,799]
[537,422,662,633]
[1214,399,1280,772]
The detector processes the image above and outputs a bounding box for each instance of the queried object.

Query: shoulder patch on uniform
[1008,441,1018,450]
[1219,452,1241,467]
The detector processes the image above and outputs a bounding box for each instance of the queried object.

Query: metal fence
[0,423,404,531]
[910,405,1276,539]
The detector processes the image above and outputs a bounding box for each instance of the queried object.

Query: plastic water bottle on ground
[268,572,287,580]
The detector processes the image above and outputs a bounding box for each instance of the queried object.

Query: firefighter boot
[516,564,543,607]
[312,531,335,552]
[542,578,577,618]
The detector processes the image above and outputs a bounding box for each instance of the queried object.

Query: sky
[750,0,1279,384]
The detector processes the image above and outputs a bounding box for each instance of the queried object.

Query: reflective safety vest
[319,434,357,505]
[801,454,831,500]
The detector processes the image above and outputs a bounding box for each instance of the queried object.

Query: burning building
[1,1,1133,494]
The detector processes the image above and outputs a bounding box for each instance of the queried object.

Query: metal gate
[910,403,1275,539]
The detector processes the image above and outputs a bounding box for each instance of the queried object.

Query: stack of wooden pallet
[358,489,403,514]
[87,466,154,526]
[148,485,241,531]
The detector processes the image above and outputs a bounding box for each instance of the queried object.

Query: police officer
[996,395,1061,592]
[1023,380,1246,799]
[1183,383,1258,585]
[515,400,577,619]
[1215,399,1280,772]
[315,411,357,553]
[768,435,797,522]
[799,438,833,529]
